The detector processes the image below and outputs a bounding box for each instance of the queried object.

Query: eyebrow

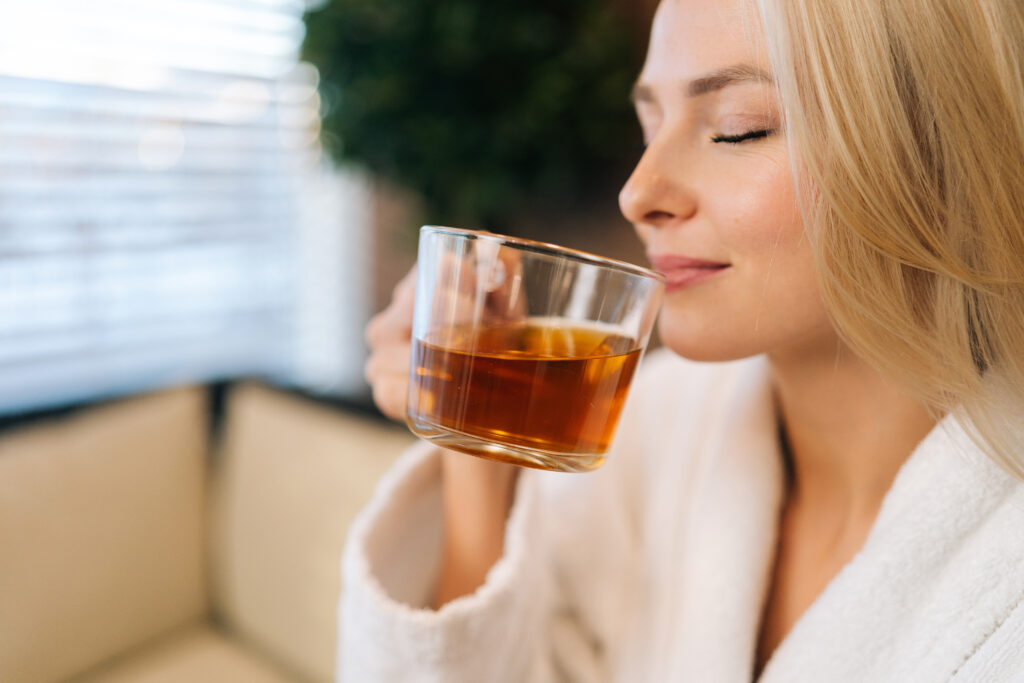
[630,63,774,103]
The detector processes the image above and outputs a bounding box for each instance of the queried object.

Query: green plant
[302,0,642,230]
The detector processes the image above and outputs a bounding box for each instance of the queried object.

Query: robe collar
[670,354,1024,682]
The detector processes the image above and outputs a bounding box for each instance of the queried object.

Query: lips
[648,254,730,293]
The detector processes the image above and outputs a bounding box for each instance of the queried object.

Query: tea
[407,320,641,471]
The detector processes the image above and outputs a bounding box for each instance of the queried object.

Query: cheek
[715,155,804,258]
[711,156,825,315]
[726,167,823,322]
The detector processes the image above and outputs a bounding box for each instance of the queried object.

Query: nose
[618,137,697,230]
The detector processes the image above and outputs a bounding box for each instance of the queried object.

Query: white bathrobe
[338,350,1024,682]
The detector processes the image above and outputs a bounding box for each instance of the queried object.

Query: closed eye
[711,129,774,144]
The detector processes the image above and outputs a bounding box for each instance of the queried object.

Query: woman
[346,0,1024,680]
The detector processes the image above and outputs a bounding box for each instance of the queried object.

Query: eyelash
[711,129,774,144]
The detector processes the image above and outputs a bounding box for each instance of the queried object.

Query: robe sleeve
[336,441,560,683]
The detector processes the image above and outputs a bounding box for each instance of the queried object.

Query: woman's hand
[363,264,520,609]
[364,250,523,420]
[364,267,417,421]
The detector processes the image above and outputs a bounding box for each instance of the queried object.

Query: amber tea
[407,320,641,472]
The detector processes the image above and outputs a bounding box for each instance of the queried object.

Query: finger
[426,252,480,301]
[393,264,418,300]
[487,247,527,321]
[366,297,414,347]
[365,311,390,347]
[372,374,410,422]
[364,342,412,384]
[366,265,419,347]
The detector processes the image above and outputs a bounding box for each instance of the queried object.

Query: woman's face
[621,0,836,362]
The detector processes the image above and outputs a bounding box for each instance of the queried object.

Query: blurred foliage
[302,0,643,230]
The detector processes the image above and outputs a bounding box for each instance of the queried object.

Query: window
[0,0,369,414]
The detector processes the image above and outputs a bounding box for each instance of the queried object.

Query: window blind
[0,0,366,414]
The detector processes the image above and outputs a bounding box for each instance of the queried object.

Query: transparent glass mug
[405,226,665,473]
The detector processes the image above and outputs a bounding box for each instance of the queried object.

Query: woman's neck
[768,339,939,519]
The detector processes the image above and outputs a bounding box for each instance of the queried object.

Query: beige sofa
[0,383,413,683]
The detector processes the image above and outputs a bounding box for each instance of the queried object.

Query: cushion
[0,388,208,683]
[73,623,295,683]
[211,384,413,682]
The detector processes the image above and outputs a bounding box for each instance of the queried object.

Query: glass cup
[406,226,664,473]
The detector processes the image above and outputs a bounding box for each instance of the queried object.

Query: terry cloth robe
[338,350,1024,682]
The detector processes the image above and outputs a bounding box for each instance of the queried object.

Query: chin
[656,313,765,364]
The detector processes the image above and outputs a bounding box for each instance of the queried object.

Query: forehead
[642,0,770,84]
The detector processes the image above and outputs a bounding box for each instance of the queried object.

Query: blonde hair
[757,0,1024,477]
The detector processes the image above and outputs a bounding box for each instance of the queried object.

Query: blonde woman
[344,0,1024,680]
